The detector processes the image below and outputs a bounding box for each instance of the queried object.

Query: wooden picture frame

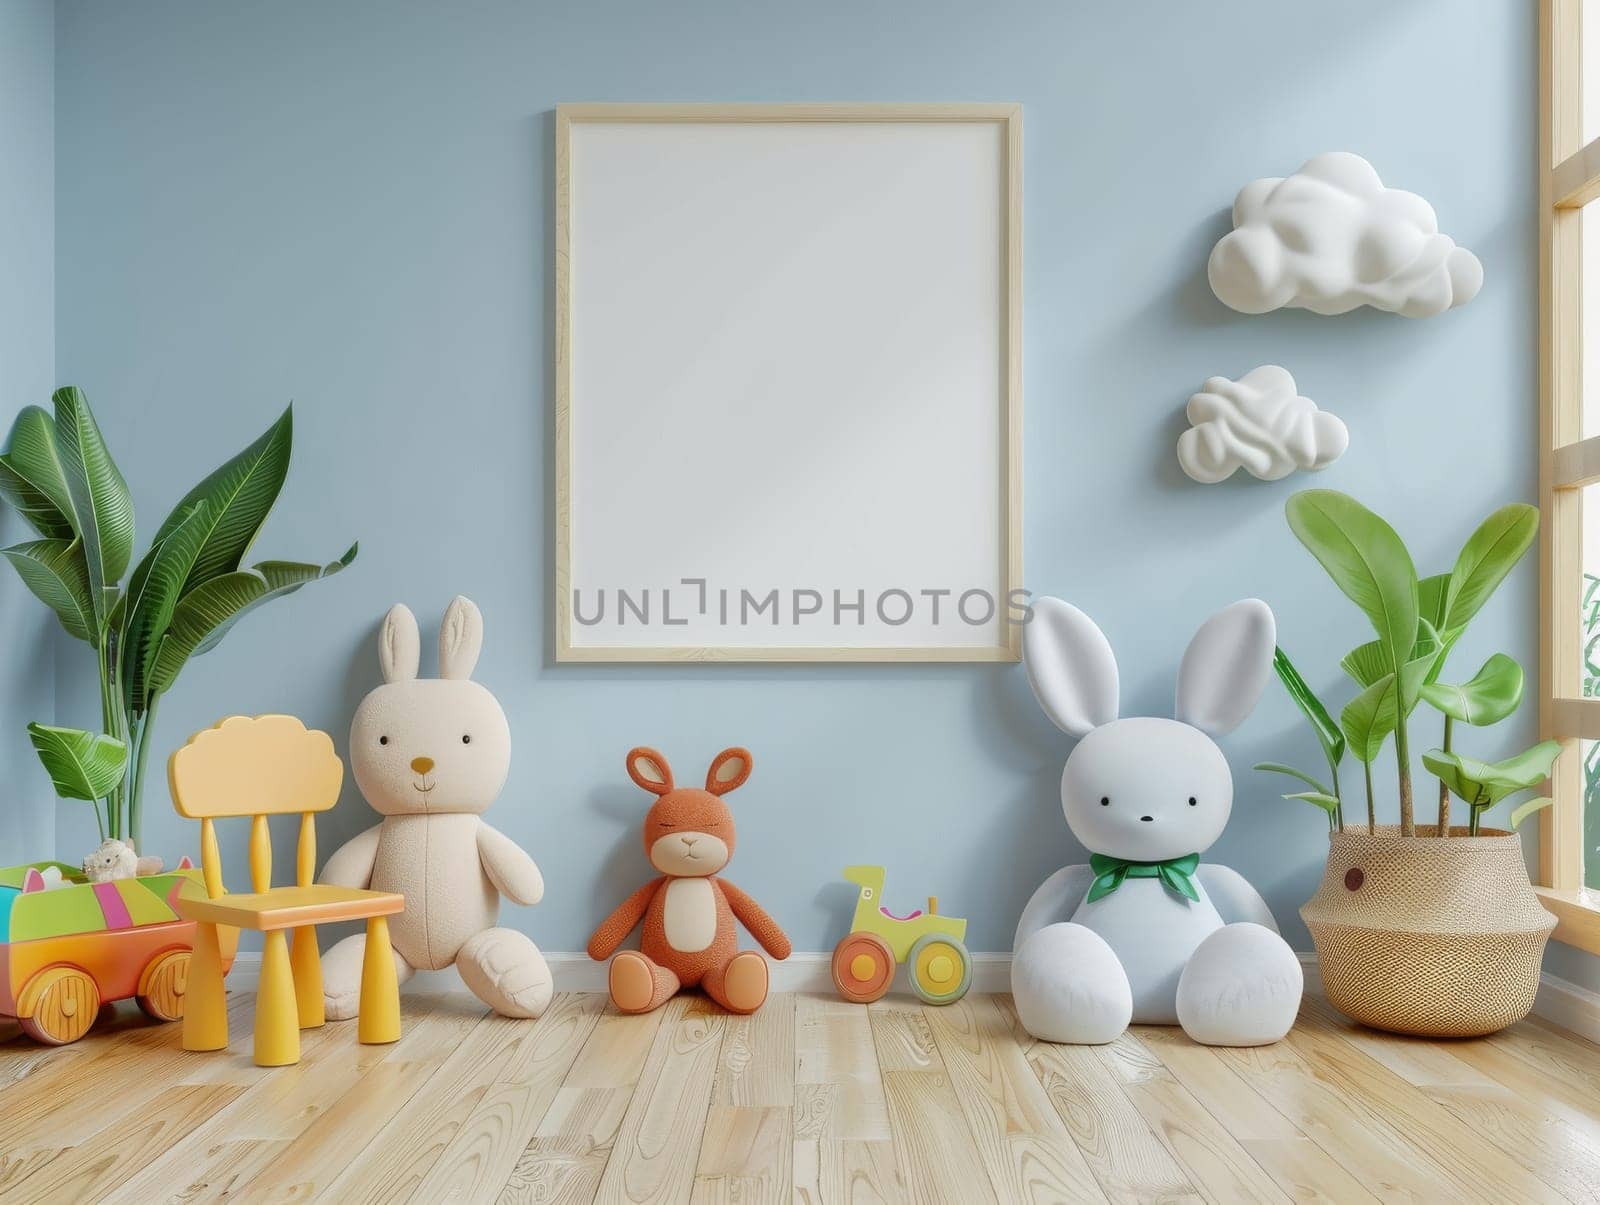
[554,103,1023,662]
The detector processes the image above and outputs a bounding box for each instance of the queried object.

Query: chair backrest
[168,714,345,898]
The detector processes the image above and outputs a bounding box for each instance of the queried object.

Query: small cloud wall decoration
[1177,365,1348,484]
[1208,152,1483,318]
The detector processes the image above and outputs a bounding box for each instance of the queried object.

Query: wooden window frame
[1538,0,1600,951]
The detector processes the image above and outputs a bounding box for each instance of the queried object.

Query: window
[1538,0,1600,950]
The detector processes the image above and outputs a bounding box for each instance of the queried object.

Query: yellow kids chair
[169,714,405,1066]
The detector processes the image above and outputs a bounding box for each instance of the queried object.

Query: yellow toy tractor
[830,865,972,1005]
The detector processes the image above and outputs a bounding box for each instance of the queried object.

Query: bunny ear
[705,747,752,795]
[1176,599,1276,736]
[1023,597,1119,737]
[22,868,45,893]
[439,596,484,680]
[379,604,421,683]
[627,747,675,795]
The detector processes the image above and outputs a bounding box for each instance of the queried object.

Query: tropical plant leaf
[27,723,127,802]
[51,386,133,622]
[0,406,75,539]
[0,538,96,643]
[1341,673,1398,763]
[1285,490,1419,677]
[1341,640,1389,689]
[1444,504,1538,636]
[1508,796,1555,830]
[1254,762,1333,796]
[1419,653,1524,727]
[152,405,292,597]
[1422,627,1461,689]
[147,543,357,695]
[1418,573,1451,634]
[1423,741,1563,807]
[1270,646,1345,768]
[1398,618,1444,710]
[1344,619,1446,698]
[184,547,356,660]
[119,499,218,712]
[1284,791,1340,814]
[105,588,125,637]
[1423,749,1492,807]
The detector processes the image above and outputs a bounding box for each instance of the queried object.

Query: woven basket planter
[1301,825,1556,1038]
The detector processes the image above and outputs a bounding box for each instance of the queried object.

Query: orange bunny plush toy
[588,747,791,1014]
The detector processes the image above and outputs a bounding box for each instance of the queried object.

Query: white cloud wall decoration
[1207,152,1483,317]
[1177,365,1348,484]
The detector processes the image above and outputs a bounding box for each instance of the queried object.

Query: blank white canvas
[566,118,1011,653]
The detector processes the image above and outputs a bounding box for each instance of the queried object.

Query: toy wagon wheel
[907,934,972,1006]
[18,967,101,1046]
[831,932,895,1004]
[137,950,191,1023]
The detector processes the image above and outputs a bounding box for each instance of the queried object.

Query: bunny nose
[411,757,434,774]
[1139,815,1154,822]
[681,835,698,846]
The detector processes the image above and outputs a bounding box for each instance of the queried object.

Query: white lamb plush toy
[1012,596,1303,1047]
[320,596,553,1019]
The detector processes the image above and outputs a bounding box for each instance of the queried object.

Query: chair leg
[291,926,325,1028]
[183,921,228,1052]
[254,929,300,1067]
[358,915,401,1045]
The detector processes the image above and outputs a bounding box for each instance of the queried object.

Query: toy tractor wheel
[137,950,191,1023]
[18,967,101,1045]
[907,934,972,1006]
[831,932,895,1004]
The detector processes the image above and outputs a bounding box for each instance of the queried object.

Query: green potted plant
[1262,489,1558,1038]
[0,387,356,854]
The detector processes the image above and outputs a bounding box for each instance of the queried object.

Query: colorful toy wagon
[0,859,230,1045]
[830,865,972,1005]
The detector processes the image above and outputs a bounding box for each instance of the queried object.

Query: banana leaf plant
[26,724,130,830]
[1418,653,1523,831]
[1278,489,1555,838]
[1421,742,1560,835]
[1408,504,1540,836]
[1284,490,1429,834]
[1340,664,1399,834]
[1255,646,1347,831]
[0,387,356,847]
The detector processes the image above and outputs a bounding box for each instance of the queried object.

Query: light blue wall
[49,0,1553,962]
[0,0,55,866]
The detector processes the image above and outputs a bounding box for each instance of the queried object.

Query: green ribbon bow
[1087,852,1201,903]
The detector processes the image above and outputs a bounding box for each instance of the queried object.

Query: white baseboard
[222,949,1016,997]
[220,947,1600,1044]
[1533,971,1600,1044]
[1297,950,1324,995]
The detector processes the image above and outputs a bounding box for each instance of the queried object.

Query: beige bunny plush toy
[319,596,553,1019]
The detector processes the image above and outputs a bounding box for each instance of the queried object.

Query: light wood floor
[4,990,1600,1203]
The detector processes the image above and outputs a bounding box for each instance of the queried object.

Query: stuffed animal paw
[456,928,554,1019]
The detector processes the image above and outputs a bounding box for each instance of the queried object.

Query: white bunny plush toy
[320,596,553,1019]
[1012,596,1303,1047]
